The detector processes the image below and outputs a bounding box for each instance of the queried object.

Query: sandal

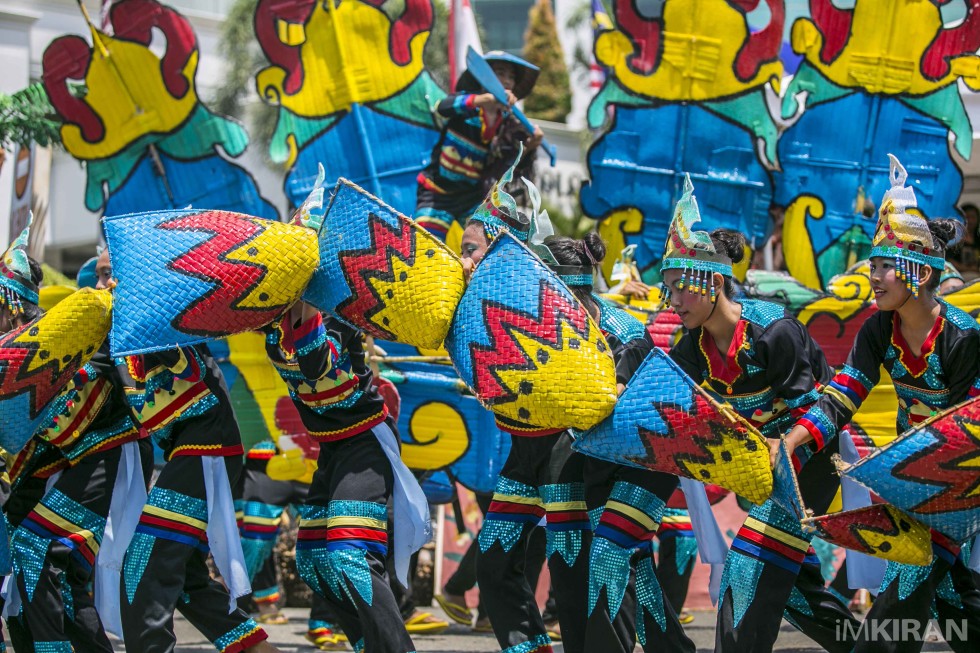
[434,593,473,625]
[403,610,450,634]
[678,610,694,625]
[257,611,289,625]
[306,627,346,650]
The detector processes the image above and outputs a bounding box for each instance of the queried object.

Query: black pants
[854,543,980,653]
[715,441,857,653]
[120,454,267,653]
[8,442,153,652]
[443,492,549,621]
[655,508,697,614]
[477,433,588,653]
[297,431,414,653]
[584,459,694,653]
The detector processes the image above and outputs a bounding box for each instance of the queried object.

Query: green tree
[211,0,278,164]
[0,83,62,171]
[522,0,572,123]
[424,0,450,90]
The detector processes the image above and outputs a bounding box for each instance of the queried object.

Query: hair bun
[583,231,607,265]
[929,219,964,250]
[709,229,746,265]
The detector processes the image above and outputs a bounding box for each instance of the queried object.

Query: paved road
[125,606,955,652]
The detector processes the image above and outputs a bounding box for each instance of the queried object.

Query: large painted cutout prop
[254,0,444,214]
[583,0,978,290]
[42,0,276,218]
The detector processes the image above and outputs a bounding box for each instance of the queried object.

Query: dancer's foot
[434,592,473,625]
[403,609,450,634]
[472,616,494,633]
[256,601,289,625]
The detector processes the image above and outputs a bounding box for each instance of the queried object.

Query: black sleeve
[613,332,654,386]
[944,328,980,406]
[668,332,703,382]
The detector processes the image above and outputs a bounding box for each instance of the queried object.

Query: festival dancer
[262,298,429,653]
[414,51,543,240]
[0,219,47,650]
[3,240,152,652]
[660,177,858,653]
[784,155,980,653]
[91,246,279,653]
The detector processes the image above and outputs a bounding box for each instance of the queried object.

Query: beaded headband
[869,154,944,299]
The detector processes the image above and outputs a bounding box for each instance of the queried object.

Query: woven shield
[840,396,980,543]
[303,180,465,349]
[0,288,113,453]
[445,233,617,430]
[803,504,933,566]
[104,209,319,356]
[572,347,773,504]
[771,439,808,520]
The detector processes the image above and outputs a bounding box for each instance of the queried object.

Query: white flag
[449,0,483,91]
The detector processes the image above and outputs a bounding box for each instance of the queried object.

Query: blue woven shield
[302,180,465,350]
[444,232,617,431]
[573,347,774,505]
[842,396,980,543]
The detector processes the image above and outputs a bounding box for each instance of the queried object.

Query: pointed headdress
[0,213,38,315]
[869,155,945,298]
[469,144,531,243]
[659,175,732,302]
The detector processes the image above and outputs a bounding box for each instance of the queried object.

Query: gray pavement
[141,605,955,652]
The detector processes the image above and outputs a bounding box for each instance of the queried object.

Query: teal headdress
[469,144,531,243]
[659,175,732,303]
[1,213,38,315]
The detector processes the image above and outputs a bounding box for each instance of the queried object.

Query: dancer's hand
[768,438,782,468]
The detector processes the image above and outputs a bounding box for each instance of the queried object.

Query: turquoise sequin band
[213,618,265,652]
[870,245,945,270]
[559,274,593,287]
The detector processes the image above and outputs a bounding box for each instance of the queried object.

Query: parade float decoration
[580,0,783,284]
[254,0,443,213]
[103,208,319,356]
[445,232,619,430]
[776,0,979,289]
[0,288,113,453]
[41,0,276,218]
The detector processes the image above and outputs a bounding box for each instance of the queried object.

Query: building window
[474,0,534,55]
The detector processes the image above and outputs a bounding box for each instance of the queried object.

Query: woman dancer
[661,177,858,653]
[784,155,980,653]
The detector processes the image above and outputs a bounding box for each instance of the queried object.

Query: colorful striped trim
[18,489,105,575]
[63,419,142,464]
[214,618,267,653]
[307,408,387,442]
[593,482,664,552]
[730,515,809,573]
[298,501,388,556]
[798,404,836,451]
[168,443,244,460]
[252,587,281,605]
[135,491,209,552]
[39,377,111,448]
